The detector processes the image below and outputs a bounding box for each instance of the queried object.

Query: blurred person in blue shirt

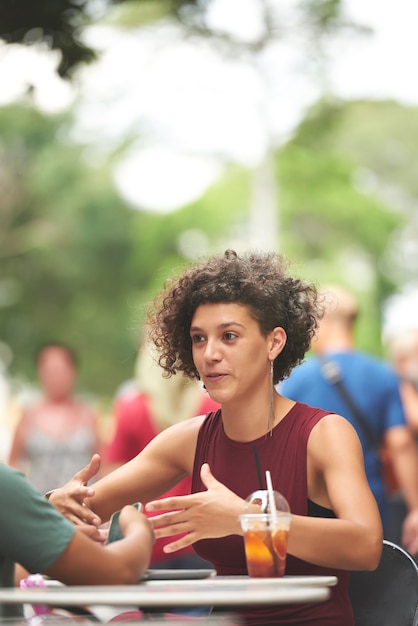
[280,285,418,556]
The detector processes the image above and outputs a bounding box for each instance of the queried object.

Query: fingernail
[145,503,155,511]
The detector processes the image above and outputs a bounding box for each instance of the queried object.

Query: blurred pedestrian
[280,285,418,555]
[381,324,418,546]
[384,328,418,435]
[8,342,101,494]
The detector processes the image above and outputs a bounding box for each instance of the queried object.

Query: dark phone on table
[106,502,143,544]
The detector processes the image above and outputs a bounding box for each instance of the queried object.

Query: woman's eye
[224,332,237,341]
[191,334,205,344]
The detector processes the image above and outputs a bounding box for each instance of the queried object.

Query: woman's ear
[269,327,287,360]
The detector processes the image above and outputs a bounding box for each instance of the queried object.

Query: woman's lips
[205,373,227,382]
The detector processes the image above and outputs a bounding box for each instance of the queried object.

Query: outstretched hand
[49,454,102,527]
[144,463,244,553]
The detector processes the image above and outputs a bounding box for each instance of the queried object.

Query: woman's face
[190,302,282,406]
[37,347,76,400]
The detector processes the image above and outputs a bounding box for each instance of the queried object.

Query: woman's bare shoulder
[163,413,208,437]
[135,413,208,475]
[308,412,363,461]
[311,412,358,435]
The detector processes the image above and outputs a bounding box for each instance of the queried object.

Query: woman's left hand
[145,463,243,553]
[49,454,102,527]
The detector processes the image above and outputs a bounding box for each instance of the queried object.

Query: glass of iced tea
[239,490,291,578]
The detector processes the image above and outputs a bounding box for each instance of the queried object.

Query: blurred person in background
[280,285,418,556]
[382,324,418,547]
[102,342,220,571]
[8,342,101,495]
[0,342,21,462]
[384,327,418,436]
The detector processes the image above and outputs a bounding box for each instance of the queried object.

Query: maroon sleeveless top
[192,403,354,626]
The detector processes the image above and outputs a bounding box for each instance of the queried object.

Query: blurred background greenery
[1,0,417,406]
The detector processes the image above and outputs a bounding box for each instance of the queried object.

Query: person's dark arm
[45,505,154,585]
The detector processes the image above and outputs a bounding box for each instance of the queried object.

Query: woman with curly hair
[50,249,382,626]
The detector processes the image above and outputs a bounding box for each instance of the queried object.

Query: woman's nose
[204,339,221,361]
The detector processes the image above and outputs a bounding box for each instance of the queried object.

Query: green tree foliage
[0,103,141,396]
[0,0,360,76]
[0,103,245,398]
[0,0,189,76]
[0,1,409,385]
[0,0,97,77]
[1,96,415,391]
[124,164,251,316]
[315,99,418,202]
[276,98,411,355]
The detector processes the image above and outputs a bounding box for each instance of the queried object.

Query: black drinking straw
[253,447,278,574]
[252,445,264,490]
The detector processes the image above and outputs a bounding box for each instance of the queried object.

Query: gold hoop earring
[266,360,276,438]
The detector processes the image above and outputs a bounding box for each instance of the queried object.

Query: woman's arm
[287,413,382,570]
[89,406,103,457]
[145,415,383,571]
[49,416,203,525]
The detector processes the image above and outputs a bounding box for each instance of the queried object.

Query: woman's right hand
[49,454,103,527]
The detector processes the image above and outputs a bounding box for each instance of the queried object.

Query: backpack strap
[320,357,379,450]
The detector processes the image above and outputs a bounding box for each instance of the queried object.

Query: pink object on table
[20,574,51,616]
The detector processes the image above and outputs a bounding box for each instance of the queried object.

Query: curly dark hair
[146,249,323,385]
